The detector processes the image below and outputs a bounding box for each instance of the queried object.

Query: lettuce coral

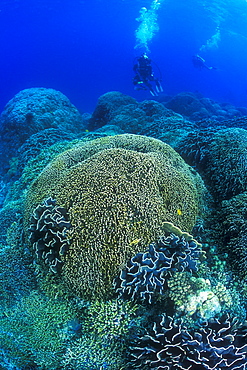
[131,314,247,369]
[114,226,203,304]
[29,196,71,273]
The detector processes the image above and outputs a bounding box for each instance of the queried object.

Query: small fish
[129,238,141,246]
[177,209,182,216]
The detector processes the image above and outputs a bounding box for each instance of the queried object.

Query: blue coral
[0,87,84,174]
[29,197,71,273]
[131,314,247,369]
[114,233,203,304]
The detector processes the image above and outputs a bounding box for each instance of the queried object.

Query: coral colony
[1,87,247,368]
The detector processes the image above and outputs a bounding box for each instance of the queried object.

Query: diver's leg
[155,79,163,92]
[145,81,158,96]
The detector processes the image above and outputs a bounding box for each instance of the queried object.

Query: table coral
[25,134,205,299]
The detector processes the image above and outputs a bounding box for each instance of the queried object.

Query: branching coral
[0,291,75,369]
[62,299,138,370]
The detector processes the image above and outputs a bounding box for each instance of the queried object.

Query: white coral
[180,290,221,319]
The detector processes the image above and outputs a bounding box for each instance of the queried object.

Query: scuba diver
[192,54,216,70]
[133,53,163,96]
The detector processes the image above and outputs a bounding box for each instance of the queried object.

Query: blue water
[0,0,247,113]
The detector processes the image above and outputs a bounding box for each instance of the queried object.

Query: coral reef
[162,92,245,122]
[89,91,194,141]
[131,314,247,369]
[0,291,75,369]
[0,244,35,308]
[0,87,84,174]
[88,91,138,131]
[114,226,204,304]
[205,128,247,200]
[88,92,247,152]
[2,87,247,368]
[62,298,138,370]
[25,134,205,299]
[29,197,71,273]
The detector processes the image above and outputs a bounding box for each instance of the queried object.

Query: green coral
[63,336,125,370]
[168,272,210,308]
[167,272,237,321]
[83,299,138,340]
[0,291,75,369]
[25,134,205,299]
[5,139,80,204]
[0,200,23,244]
[63,299,138,370]
[0,244,35,308]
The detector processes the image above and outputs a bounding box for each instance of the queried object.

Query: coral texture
[0,244,35,308]
[131,314,247,369]
[176,128,217,170]
[88,91,138,130]
[216,192,247,280]
[62,299,137,370]
[29,197,71,273]
[17,128,76,173]
[25,134,204,299]
[114,227,203,304]
[177,127,247,202]
[205,128,247,200]
[0,291,74,369]
[0,87,84,173]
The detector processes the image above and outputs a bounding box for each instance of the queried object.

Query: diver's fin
[156,83,163,93]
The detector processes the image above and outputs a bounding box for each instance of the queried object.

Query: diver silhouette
[192,54,217,70]
[133,53,163,96]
